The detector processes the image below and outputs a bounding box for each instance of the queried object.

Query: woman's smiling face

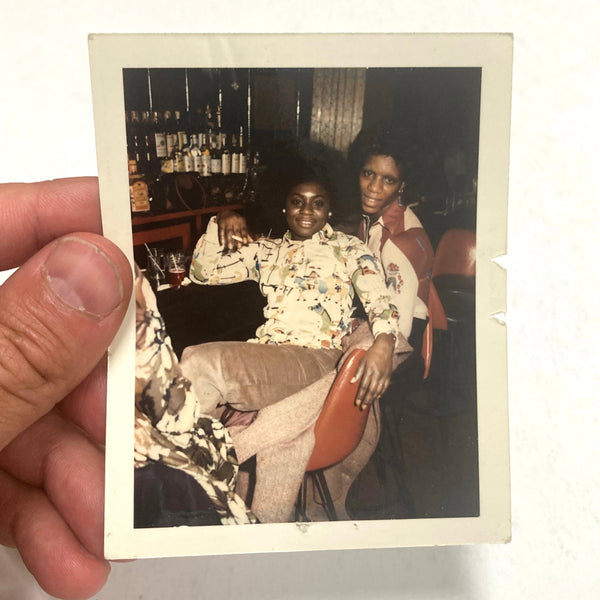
[359,154,405,220]
[285,181,331,241]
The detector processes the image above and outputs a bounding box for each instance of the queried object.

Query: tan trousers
[180,341,342,419]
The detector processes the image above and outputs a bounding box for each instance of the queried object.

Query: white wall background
[1,1,599,599]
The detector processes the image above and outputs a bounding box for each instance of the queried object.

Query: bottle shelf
[132,203,244,259]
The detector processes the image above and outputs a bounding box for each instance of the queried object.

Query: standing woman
[346,125,435,518]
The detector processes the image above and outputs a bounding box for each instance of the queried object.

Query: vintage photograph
[90,34,511,559]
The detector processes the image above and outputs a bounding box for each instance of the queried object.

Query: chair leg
[312,470,338,521]
[295,474,309,522]
[296,470,340,522]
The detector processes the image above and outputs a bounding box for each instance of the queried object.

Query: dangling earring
[398,182,406,204]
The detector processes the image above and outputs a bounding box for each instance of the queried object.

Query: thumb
[0,233,132,451]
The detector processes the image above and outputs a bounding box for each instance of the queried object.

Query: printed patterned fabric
[190,218,399,350]
[134,268,256,526]
[359,202,434,339]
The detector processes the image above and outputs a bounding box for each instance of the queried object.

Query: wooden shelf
[132,203,244,254]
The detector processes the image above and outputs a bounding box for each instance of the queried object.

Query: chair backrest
[306,348,369,472]
[433,228,476,278]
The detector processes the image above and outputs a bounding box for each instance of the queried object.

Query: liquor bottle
[152,111,167,161]
[182,135,194,173]
[164,110,177,158]
[142,111,160,177]
[170,136,184,173]
[190,134,202,173]
[195,111,206,155]
[205,105,217,150]
[242,149,261,203]
[210,134,222,175]
[238,126,247,175]
[141,111,153,153]
[147,173,167,213]
[199,133,211,176]
[205,104,215,131]
[231,134,240,174]
[126,110,136,159]
[128,159,151,213]
[175,110,188,152]
[127,110,143,165]
[221,133,232,176]
[160,145,174,174]
[176,144,185,173]
[216,103,222,133]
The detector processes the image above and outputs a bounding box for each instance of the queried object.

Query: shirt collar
[368,200,406,232]
[385,199,407,224]
[283,223,335,243]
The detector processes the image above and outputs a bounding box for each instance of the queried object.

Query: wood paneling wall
[310,68,366,154]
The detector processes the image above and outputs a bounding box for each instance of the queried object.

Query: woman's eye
[290,197,302,206]
[385,177,398,185]
[362,170,373,178]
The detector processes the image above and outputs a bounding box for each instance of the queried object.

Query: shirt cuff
[370,321,398,342]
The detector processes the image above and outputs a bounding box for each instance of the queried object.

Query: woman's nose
[368,177,382,192]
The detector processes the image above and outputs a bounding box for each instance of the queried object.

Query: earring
[328,212,332,217]
[282,208,286,213]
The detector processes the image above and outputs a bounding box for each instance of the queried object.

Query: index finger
[0,177,102,270]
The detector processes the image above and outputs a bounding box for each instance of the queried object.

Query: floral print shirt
[190,218,399,350]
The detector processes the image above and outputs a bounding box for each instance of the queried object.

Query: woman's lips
[362,195,382,207]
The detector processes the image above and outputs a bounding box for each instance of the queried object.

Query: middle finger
[0,409,105,557]
[362,373,388,410]
[57,356,108,445]
[357,370,376,409]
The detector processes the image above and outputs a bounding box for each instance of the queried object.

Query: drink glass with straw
[145,244,166,289]
[168,250,186,288]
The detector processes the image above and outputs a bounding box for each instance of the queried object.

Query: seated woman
[180,143,405,521]
[182,143,400,420]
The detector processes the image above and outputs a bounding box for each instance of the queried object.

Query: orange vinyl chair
[421,280,448,380]
[296,348,368,521]
[433,228,476,279]
[429,228,477,415]
[432,228,476,325]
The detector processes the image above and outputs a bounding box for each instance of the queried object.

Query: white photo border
[89,32,512,560]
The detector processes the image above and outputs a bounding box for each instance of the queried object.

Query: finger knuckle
[42,432,90,496]
[0,295,68,412]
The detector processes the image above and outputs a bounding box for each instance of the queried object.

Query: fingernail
[42,237,124,318]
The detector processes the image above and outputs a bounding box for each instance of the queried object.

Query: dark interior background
[123,66,480,227]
